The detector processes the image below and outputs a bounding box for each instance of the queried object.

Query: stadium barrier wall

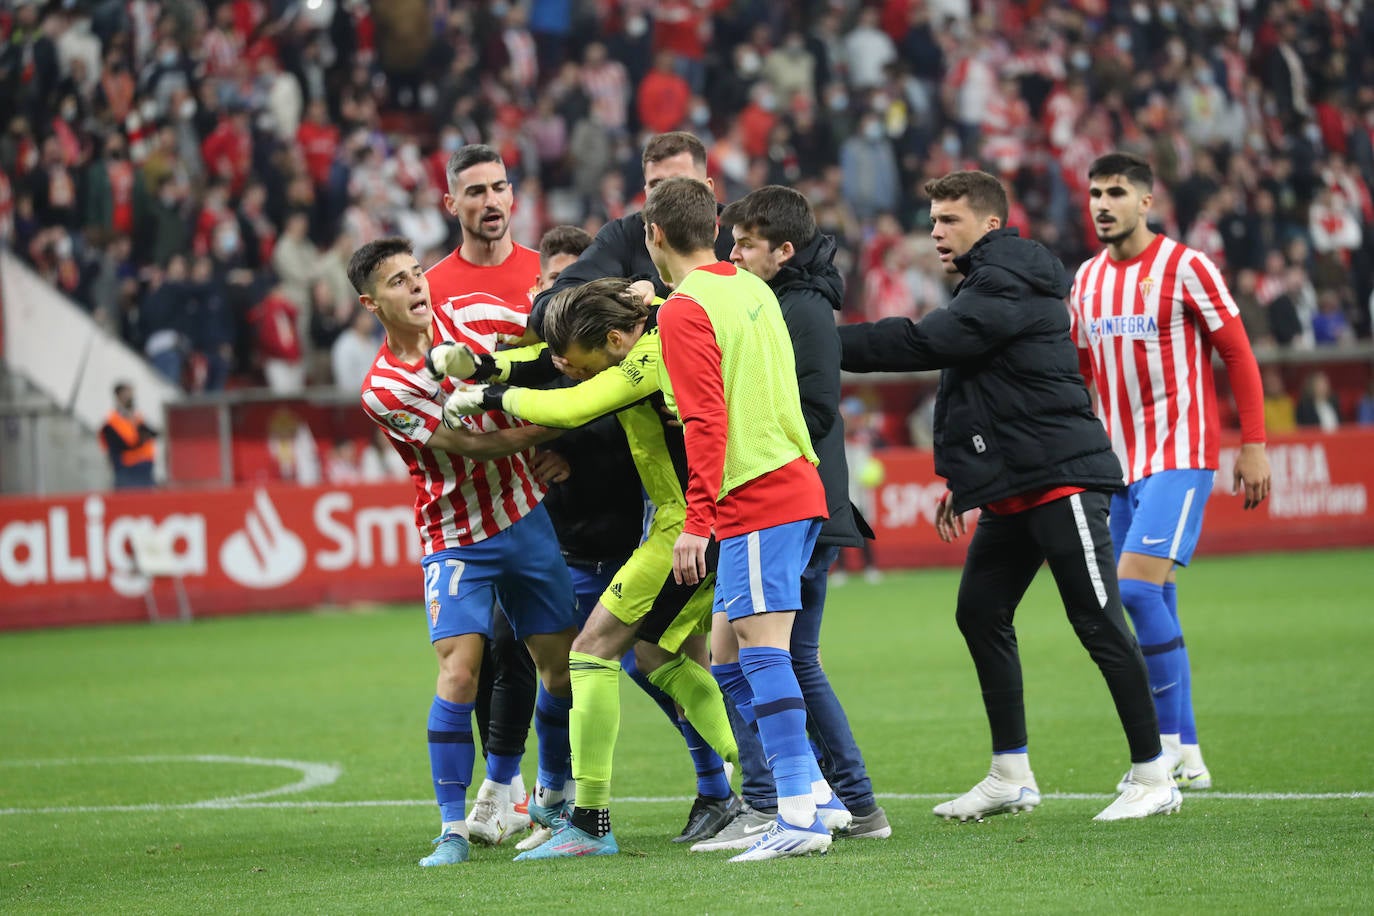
[1,429,1372,631]
[0,482,420,630]
[865,428,1374,568]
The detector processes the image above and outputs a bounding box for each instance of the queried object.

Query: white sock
[991,751,1031,782]
[563,776,576,806]
[1131,756,1171,786]
[510,771,526,804]
[475,778,509,802]
[441,820,469,839]
[1161,733,1182,761]
[534,783,565,808]
[777,793,818,829]
[1179,743,1206,768]
[811,779,835,806]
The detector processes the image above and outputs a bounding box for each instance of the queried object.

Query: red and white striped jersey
[1069,234,1243,484]
[426,245,541,317]
[360,294,544,554]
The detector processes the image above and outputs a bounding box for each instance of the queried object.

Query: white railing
[1,249,180,435]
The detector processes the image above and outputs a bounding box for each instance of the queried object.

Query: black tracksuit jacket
[838,228,1123,513]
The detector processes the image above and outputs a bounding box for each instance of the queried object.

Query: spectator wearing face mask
[637,51,691,136]
[838,112,898,221]
[297,99,340,189]
[761,31,816,107]
[842,7,897,91]
[737,83,777,159]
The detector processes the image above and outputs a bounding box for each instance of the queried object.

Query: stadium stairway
[0,249,180,495]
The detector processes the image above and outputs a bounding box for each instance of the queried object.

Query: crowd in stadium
[2,0,1372,412]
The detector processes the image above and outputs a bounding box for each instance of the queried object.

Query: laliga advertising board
[863,428,1374,568]
[1,430,1372,630]
[0,484,422,629]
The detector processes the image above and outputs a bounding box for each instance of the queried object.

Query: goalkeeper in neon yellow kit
[429,277,740,859]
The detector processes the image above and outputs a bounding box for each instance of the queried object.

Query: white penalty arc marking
[0,755,342,816]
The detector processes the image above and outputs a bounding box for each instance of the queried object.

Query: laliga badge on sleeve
[387,411,424,436]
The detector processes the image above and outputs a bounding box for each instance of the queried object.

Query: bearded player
[1070,152,1270,792]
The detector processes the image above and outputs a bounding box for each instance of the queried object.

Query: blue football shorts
[420,502,577,642]
[1110,468,1216,566]
[714,517,822,621]
[566,561,618,629]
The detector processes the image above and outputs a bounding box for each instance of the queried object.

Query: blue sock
[626,650,730,798]
[622,648,681,728]
[679,716,732,798]
[427,696,475,823]
[1120,578,1184,736]
[995,745,1028,755]
[533,684,572,791]
[711,662,756,728]
[738,647,812,803]
[485,752,522,785]
[1163,582,1198,744]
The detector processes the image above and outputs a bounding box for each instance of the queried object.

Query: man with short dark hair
[537,225,594,290]
[839,170,1181,822]
[347,235,578,866]
[650,176,846,861]
[422,145,548,846]
[431,143,542,312]
[1072,151,1270,793]
[527,131,735,336]
[687,185,890,850]
[100,382,158,489]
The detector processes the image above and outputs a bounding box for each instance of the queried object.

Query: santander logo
[218,490,308,589]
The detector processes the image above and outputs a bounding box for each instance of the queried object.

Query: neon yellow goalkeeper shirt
[500,317,688,518]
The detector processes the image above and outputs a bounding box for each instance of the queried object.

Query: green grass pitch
[3,549,1372,913]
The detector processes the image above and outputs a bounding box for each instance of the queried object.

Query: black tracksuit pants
[475,606,537,760]
[955,490,1161,764]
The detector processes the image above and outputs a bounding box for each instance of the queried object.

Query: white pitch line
[0,755,342,815]
[4,790,1372,816]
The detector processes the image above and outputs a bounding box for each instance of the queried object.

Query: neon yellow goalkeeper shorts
[600,506,715,652]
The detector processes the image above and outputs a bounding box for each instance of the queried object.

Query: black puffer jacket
[772,233,869,547]
[839,228,1123,513]
[529,208,735,337]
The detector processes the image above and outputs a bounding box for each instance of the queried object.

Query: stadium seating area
[2,1,1372,420]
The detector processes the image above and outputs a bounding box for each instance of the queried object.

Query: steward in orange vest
[100,383,158,489]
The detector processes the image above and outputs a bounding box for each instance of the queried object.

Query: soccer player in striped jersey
[429,144,541,323]
[1070,152,1272,791]
[437,278,744,860]
[428,145,544,847]
[650,176,839,861]
[347,236,578,868]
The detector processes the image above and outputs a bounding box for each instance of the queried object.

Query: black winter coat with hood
[838,228,1123,513]
[771,233,870,548]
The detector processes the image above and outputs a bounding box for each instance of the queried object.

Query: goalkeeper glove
[425,342,498,382]
[441,384,509,428]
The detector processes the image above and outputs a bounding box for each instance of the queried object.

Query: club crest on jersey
[387,411,424,435]
[1138,275,1155,299]
[429,599,441,627]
